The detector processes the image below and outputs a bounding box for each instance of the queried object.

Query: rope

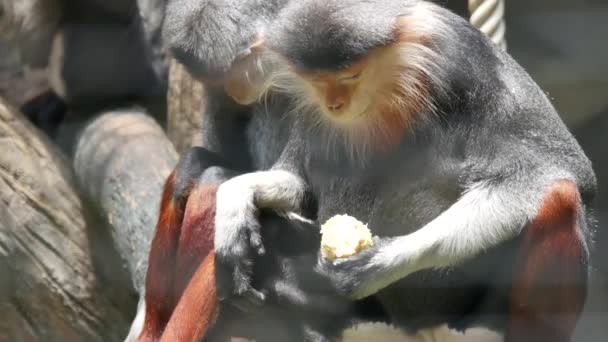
[468,0,507,50]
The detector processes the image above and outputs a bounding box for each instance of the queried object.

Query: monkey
[129,1,296,340]
[207,1,597,341]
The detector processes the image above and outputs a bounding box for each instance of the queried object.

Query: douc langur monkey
[132,1,287,339]
[210,0,596,341]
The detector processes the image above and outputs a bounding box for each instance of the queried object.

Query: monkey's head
[269,46,414,127]
[262,0,449,145]
[223,0,451,157]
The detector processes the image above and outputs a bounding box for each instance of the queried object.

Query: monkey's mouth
[345,104,373,122]
[325,109,363,125]
[325,105,370,126]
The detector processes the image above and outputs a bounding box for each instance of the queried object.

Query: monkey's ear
[236,33,266,60]
[249,33,265,52]
[249,39,264,52]
[391,15,409,40]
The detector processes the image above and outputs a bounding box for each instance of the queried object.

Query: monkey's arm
[320,176,588,301]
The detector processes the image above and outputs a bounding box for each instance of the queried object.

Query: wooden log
[72,110,178,292]
[166,58,205,153]
[0,97,132,341]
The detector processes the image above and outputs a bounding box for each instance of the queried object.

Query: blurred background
[0,0,606,341]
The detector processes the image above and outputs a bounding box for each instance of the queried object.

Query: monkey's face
[295,46,411,128]
[263,43,427,158]
[297,61,370,125]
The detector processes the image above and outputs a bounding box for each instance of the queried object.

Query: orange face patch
[287,44,425,154]
[296,59,368,116]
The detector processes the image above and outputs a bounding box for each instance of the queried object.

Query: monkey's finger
[215,264,238,301]
[216,274,234,301]
[314,253,334,275]
[215,249,249,300]
[244,219,264,255]
[231,299,254,313]
[249,229,265,255]
[231,288,267,312]
[243,287,267,306]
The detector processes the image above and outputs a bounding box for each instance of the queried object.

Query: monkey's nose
[327,101,345,112]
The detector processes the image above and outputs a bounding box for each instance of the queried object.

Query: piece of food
[320,214,373,261]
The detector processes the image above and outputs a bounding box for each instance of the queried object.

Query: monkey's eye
[339,72,362,82]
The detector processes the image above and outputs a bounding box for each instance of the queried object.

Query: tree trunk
[0,98,132,341]
[166,58,205,153]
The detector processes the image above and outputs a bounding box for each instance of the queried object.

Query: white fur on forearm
[364,178,565,295]
[219,170,306,211]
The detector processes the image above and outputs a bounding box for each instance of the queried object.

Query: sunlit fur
[253,2,455,162]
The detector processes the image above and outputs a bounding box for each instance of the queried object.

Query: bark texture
[72,110,178,292]
[166,58,205,153]
[0,98,131,341]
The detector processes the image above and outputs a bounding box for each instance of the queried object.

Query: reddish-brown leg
[138,171,185,342]
[174,184,219,300]
[507,179,589,342]
[160,253,219,342]
[161,184,221,342]
[139,178,222,342]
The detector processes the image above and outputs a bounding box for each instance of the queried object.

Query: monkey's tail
[160,253,220,342]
